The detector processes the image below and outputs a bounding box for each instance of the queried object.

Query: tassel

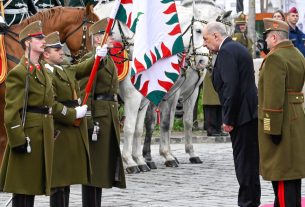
[155,108,161,125]
[25,136,31,153]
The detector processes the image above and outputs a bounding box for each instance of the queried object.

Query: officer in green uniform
[42,31,105,207]
[3,0,37,26]
[80,18,126,207]
[0,21,54,207]
[34,0,63,11]
[258,18,305,206]
[232,12,253,56]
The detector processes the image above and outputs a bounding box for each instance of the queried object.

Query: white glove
[0,16,6,24]
[75,105,88,119]
[95,44,108,58]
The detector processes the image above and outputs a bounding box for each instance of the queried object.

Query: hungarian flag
[115,0,184,105]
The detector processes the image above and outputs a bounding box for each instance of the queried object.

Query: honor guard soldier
[232,12,254,56]
[80,18,126,207]
[259,18,305,207]
[34,0,63,11]
[286,7,305,57]
[3,0,37,26]
[0,21,54,207]
[41,31,106,207]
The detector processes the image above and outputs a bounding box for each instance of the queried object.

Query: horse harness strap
[63,18,94,63]
[6,53,19,64]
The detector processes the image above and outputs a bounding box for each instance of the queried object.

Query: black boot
[50,187,65,207]
[12,194,34,207]
[64,186,70,207]
[96,187,102,207]
[82,185,102,207]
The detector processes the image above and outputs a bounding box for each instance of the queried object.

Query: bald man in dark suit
[203,22,261,207]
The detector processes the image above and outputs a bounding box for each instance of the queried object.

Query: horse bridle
[63,17,95,63]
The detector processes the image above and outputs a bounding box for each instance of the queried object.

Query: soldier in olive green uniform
[3,0,37,26]
[259,18,305,206]
[80,18,126,207]
[202,56,223,136]
[232,12,253,56]
[34,0,63,11]
[0,21,54,207]
[42,31,102,207]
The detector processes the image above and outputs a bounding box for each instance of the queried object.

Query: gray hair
[205,21,228,37]
[270,30,288,40]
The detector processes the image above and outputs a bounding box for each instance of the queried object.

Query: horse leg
[183,87,202,164]
[142,102,157,169]
[121,87,141,174]
[131,100,150,172]
[159,92,180,167]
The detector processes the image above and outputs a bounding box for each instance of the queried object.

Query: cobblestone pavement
[1,136,305,207]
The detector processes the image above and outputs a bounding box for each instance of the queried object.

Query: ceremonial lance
[74,0,121,126]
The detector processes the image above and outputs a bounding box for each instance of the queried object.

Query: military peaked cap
[263,18,289,34]
[234,12,247,24]
[19,21,45,42]
[89,18,107,36]
[45,31,63,48]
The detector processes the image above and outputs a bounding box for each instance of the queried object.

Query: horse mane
[21,7,84,26]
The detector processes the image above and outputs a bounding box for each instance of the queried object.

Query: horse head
[190,0,234,69]
[63,5,99,63]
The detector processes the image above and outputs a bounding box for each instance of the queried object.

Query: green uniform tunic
[43,56,94,187]
[80,53,126,189]
[202,70,220,105]
[0,56,54,195]
[232,32,253,56]
[258,40,305,181]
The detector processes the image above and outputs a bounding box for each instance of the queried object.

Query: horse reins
[63,17,94,63]
[2,29,21,64]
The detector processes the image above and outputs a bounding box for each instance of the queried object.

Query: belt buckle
[48,107,52,115]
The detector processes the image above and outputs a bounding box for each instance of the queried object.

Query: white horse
[142,0,235,168]
[94,0,215,172]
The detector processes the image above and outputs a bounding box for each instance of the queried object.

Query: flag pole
[83,0,121,105]
[74,0,121,126]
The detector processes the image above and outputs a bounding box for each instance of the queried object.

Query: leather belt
[26,106,52,114]
[60,100,80,108]
[94,93,118,102]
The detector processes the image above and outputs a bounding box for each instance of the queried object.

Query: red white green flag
[115,0,184,105]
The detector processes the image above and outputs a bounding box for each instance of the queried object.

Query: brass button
[296,96,299,99]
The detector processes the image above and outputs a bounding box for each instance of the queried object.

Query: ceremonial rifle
[74,0,121,126]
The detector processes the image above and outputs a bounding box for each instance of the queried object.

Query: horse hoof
[146,161,157,169]
[126,166,140,174]
[164,160,179,167]
[189,157,203,164]
[138,164,150,172]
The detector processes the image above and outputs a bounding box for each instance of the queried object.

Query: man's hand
[95,44,108,58]
[75,105,88,119]
[270,135,282,145]
[12,142,28,154]
[223,124,234,133]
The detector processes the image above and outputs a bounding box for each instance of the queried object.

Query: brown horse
[0,6,99,165]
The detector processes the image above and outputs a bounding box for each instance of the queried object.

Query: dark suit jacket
[212,37,257,127]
